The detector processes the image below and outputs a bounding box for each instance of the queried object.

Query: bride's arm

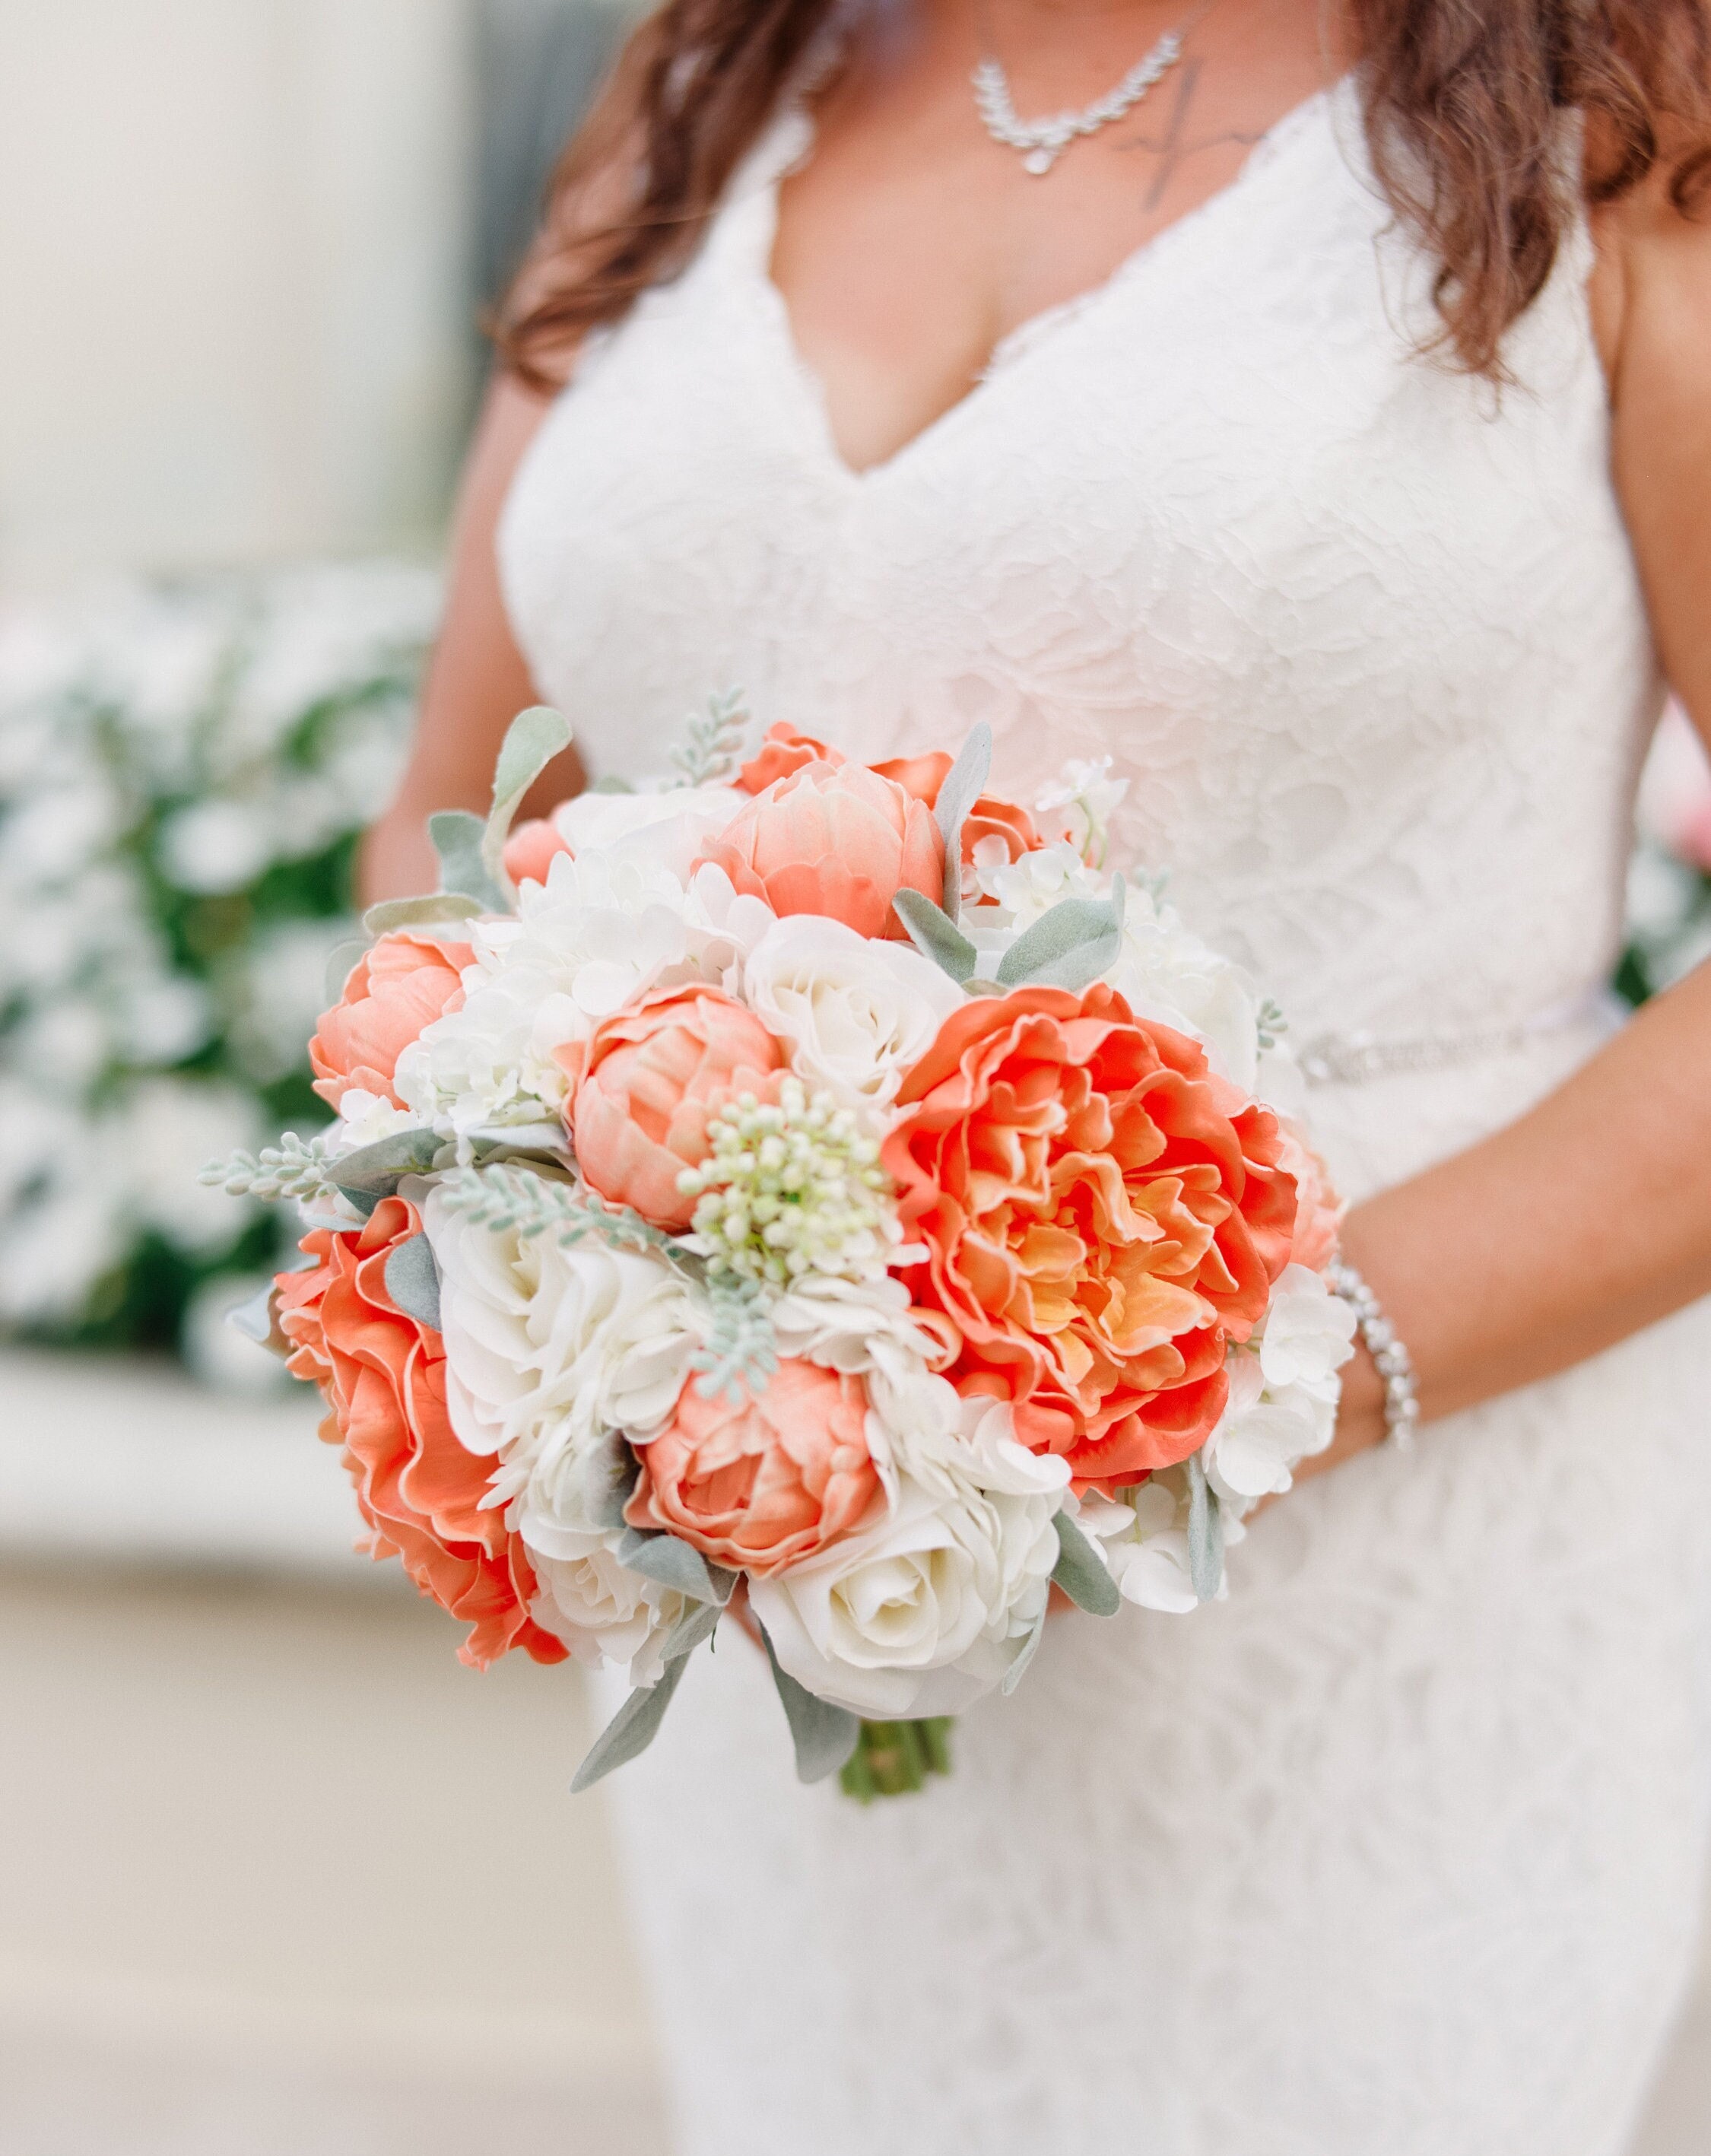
[1304,165,1711,1471]
[358,373,583,904]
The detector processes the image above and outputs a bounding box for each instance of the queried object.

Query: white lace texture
[500,83,1710,2156]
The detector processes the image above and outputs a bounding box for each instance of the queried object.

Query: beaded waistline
[1297,989,1621,1088]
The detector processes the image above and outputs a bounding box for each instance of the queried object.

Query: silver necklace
[972,6,1203,176]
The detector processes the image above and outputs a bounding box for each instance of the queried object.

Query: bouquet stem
[840,1717,954,1801]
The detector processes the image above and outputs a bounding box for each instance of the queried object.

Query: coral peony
[627,1359,881,1574]
[871,751,1043,865]
[310,932,471,1110]
[883,985,1299,1491]
[276,1196,564,1669]
[738,721,843,794]
[696,759,944,941]
[565,983,784,1230]
[503,816,573,888]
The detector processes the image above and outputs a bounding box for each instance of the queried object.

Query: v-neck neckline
[752,81,1343,489]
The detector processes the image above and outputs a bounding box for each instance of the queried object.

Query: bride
[365,2,1711,2148]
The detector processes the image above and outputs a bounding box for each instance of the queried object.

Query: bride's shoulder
[1586,111,1711,390]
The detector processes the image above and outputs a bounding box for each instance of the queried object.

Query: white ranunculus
[751,1409,1065,1719]
[423,1185,698,1479]
[744,914,963,1116]
[1257,1262,1358,1392]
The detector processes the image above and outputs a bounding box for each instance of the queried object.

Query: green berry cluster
[677,1077,897,1287]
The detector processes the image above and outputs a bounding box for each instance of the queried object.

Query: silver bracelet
[1326,1258,1421,1450]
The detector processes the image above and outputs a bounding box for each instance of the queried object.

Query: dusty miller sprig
[199,1131,341,1206]
[690,1269,780,1405]
[437,1161,677,1256]
[668,687,750,789]
[1256,998,1288,1053]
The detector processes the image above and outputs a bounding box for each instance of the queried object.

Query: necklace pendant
[1022,146,1055,176]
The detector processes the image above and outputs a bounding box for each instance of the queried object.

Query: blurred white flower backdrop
[0,566,437,1373]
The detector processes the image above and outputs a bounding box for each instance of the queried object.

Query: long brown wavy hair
[496,0,1711,387]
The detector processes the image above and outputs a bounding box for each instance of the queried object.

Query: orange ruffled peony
[627,1360,881,1575]
[698,757,944,942]
[883,985,1299,1491]
[277,1196,564,1670]
[310,932,471,1111]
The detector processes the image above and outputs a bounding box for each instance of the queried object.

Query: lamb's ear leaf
[1050,1511,1122,1617]
[482,705,574,897]
[996,878,1126,992]
[585,1433,643,1532]
[362,894,483,938]
[657,1598,722,1664]
[1000,1603,1049,1695]
[891,887,978,984]
[932,721,993,921]
[758,1622,862,1783]
[570,1652,693,1792]
[329,1127,444,1196]
[226,1279,289,1360]
[616,1526,737,1606]
[382,1233,442,1330]
[430,809,508,912]
[323,938,373,1005]
[1185,1451,1225,1602]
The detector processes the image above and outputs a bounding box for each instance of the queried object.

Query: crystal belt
[1297,989,1621,1088]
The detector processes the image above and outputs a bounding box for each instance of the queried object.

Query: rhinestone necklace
[972,5,1208,176]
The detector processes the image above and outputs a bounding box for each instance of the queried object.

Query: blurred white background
[1,5,1709,2153]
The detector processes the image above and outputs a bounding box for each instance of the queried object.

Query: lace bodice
[502,84,1661,1063]
[500,82,1710,2156]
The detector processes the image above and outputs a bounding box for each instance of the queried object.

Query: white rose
[744,914,963,1117]
[529,1542,685,1682]
[424,1186,697,1481]
[751,1435,1063,1719]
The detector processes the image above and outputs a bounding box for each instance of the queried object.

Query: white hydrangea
[1202,1266,1354,1508]
[540,783,746,884]
[1105,881,1266,1093]
[1075,1483,1203,1616]
[397,854,773,1148]
[1033,754,1131,868]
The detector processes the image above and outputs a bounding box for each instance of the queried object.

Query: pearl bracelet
[1325,1258,1421,1451]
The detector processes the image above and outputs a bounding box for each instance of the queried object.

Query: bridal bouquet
[205,700,1354,1797]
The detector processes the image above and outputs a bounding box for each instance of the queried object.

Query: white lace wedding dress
[499,81,1711,2156]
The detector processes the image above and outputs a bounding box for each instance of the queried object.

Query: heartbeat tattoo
[1113,59,1267,212]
